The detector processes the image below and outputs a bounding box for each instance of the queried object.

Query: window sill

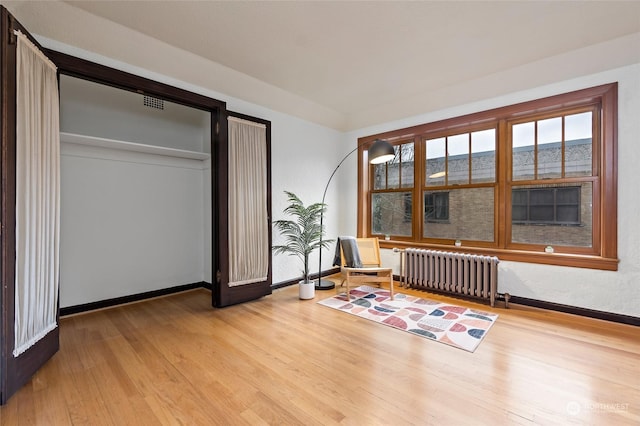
[379,240,619,271]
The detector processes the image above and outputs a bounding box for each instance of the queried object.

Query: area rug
[317,285,498,352]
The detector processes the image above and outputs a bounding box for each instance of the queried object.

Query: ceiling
[9,1,640,131]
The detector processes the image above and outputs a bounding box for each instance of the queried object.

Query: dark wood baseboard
[407,285,638,327]
[507,295,639,327]
[271,268,341,290]
[60,282,209,316]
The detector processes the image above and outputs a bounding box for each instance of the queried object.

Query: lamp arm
[316,143,363,288]
[321,144,361,206]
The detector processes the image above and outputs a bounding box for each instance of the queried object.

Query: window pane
[565,112,592,140]
[447,133,469,185]
[511,183,592,247]
[538,117,562,145]
[400,142,414,188]
[423,187,494,242]
[537,117,562,179]
[426,137,446,186]
[381,142,414,190]
[471,129,496,183]
[373,163,386,190]
[387,146,401,189]
[565,112,593,177]
[512,122,535,180]
[372,192,412,236]
[424,191,449,222]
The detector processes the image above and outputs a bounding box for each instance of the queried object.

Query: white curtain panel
[13,31,60,356]
[228,116,268,286]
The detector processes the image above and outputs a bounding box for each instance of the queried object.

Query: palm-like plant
[273,191,334,284]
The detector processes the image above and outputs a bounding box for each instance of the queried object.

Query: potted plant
[273,191,333,299]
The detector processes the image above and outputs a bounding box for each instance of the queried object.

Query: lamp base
[315,279,335,290]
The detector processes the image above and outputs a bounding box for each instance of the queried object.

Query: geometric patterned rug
[317,285,498,352]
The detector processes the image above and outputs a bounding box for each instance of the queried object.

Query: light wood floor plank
[1,282,638,425]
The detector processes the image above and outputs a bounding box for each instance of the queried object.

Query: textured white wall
[346,61,640,318]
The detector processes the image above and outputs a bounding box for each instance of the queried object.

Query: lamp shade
[368,139,395,164]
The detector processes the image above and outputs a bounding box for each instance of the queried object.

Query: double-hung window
[423,128,497,243]
[371,140,414,236]
[358,84,617,270]
[508,108,596,251]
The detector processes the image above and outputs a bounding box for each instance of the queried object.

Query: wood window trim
[357,83,618,271]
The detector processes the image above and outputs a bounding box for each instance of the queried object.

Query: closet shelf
[60,132,210,160]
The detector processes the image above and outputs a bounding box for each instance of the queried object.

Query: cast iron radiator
[402,248,499,307]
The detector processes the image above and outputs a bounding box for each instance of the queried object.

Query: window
[512,187,581,225]
[371,141,414,236]
[423,129,496,242]
[424,192,449,222]
[358,84,618,270]
[509,109,594,248]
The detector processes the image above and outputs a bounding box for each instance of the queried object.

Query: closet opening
[58,75,213,311]
[46,49,226,312]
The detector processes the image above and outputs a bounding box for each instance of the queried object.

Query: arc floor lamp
[316,139,396,290]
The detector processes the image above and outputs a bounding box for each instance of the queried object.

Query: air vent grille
[143,95,164,110]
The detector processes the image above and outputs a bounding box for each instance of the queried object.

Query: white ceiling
[7,1,640,131]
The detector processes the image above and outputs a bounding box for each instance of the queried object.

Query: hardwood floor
[1,282,638,425]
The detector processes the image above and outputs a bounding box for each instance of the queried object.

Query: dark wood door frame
[0,7,63,405]
[43,53,275,308]
[44,50,234,303]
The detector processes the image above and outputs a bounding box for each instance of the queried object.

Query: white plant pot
[299,281,315,300]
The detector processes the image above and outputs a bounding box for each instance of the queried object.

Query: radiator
[402,249,499,307]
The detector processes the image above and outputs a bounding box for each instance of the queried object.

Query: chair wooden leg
[389,273,394,300]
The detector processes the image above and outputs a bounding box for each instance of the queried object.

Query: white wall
[343,61,640,318]
[60,144,206,307]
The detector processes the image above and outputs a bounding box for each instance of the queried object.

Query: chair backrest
[341,237,381,268]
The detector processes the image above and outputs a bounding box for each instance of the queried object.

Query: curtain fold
[13,31,60,356]
[228,117,268,287]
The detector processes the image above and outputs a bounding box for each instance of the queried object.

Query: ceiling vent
[143,95,164,110]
